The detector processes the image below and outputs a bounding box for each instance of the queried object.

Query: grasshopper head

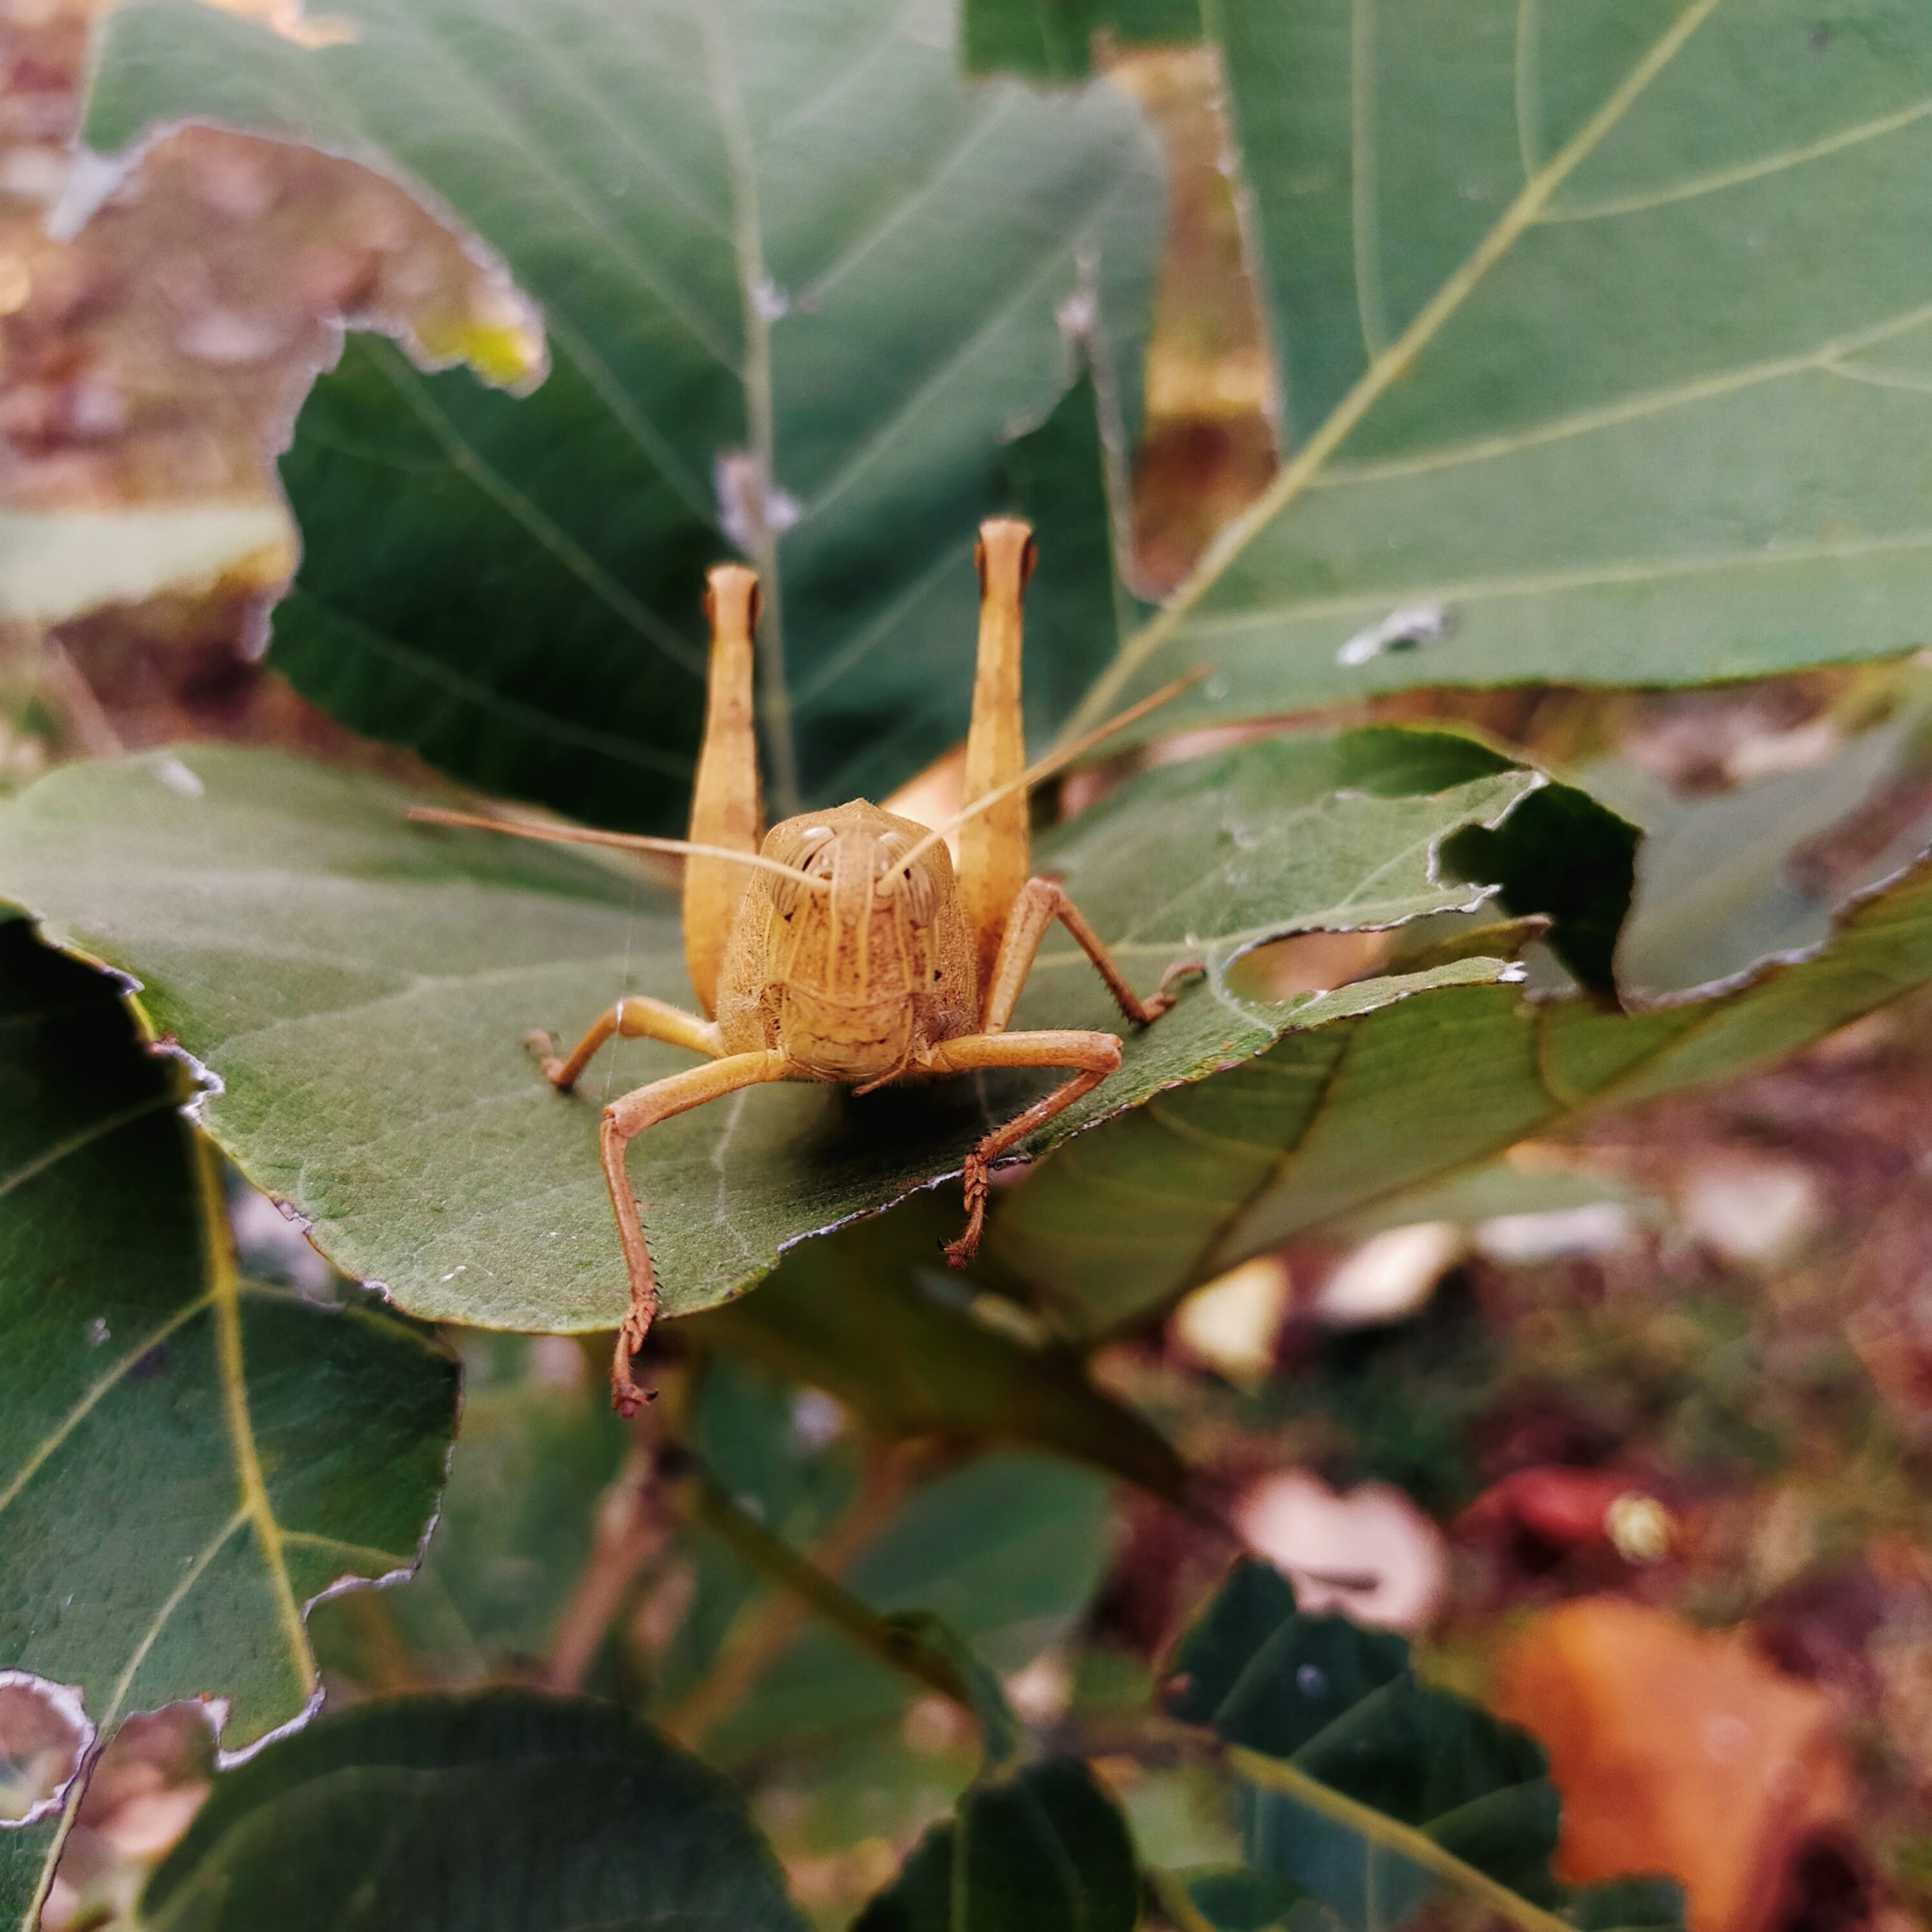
[761,802,951,927]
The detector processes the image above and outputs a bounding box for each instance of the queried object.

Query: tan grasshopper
[414,518,1198,1414]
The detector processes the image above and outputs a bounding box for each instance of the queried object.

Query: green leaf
[1164,1560,1683,1932]
[1326,1158,1660,1244]
[137,1690,808,1931]
[687,1194,1189,1503]
[0,734,1538,1331]
[0,1817,60,1932]
[993,849,1932,1332]
[1002,365,1148,737]
[309,1335,629,1690]
[1155,1866,1332,1932]
[703,1451,1112,1758]
[854,1756,1139,1932]
[1067,0,1932,743]
[649,1355,860,1718]
[0,921,457,1750]
[82,0,1162,828]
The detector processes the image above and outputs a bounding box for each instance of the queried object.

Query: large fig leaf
[136,1691,808,1931]
[994,851,1932,1333]
[1164,1560,1684,1932]
[0,924,457,1927]
[1064,0,1932,741]
[0,735,1537,1331]
[81,0,1161,827]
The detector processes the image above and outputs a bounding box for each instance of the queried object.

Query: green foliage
[1164,1560,1684,1932]
[1054,0,1932,740]
[963,0,1202,78]
[6,2,1930,1925]
[995,854,1932,1331]
[703,1452,1111,1758]
[137,1692,808,1930]
[689,1193,1189,1499]
[0,921,457,1747]
[0,921,456,1927]
[309,1335,629,1688]
[84,0,1161,828]
[0,1820,60,1932]
[0,734,1546,1332]
[854,1756,1140,1930]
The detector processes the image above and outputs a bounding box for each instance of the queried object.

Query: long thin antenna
[408,806,831,891]
[897,669,1206,872]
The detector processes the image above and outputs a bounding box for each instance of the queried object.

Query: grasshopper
[414,518,1198,1414]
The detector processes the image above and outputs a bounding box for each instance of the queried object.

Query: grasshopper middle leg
[529,995,723,1091]
[980,875,1202,1034]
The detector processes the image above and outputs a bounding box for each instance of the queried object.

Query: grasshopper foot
[1141,955,1206,1021]
[943,1155,991,1269]
[611,1300,657,1418]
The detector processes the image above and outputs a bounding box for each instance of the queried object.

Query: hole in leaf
[0,1672,91,1826]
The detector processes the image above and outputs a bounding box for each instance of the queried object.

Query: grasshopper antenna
[896,668,1207,872]
[407,806,832,891]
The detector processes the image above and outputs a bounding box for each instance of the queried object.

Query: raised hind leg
[684,563,764,1017]
[956,516,1036,996]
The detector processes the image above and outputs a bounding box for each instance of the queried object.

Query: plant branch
[661,1454,970,1747]
[1226,1743,1576,1932]
[546,1443,675,1693]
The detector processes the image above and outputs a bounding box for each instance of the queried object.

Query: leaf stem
[1226,1743,1577,1932]
[195,1130,315,1699]
[546,1444,675,1694]
[663,1458,972,1745]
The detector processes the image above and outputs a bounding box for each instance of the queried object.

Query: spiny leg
[528,995,723,1091]
[957,516,1035,996]
[684,562,764,1018]
[601,1048,792,1417]
[921,1028,1123,1267]
[979,875,1203,1035]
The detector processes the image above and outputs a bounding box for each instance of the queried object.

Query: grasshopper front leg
[529,994,724,1091]
[932,878,1200,1266]
[922,1029,1124,1266]
[601,1048,793,1416]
